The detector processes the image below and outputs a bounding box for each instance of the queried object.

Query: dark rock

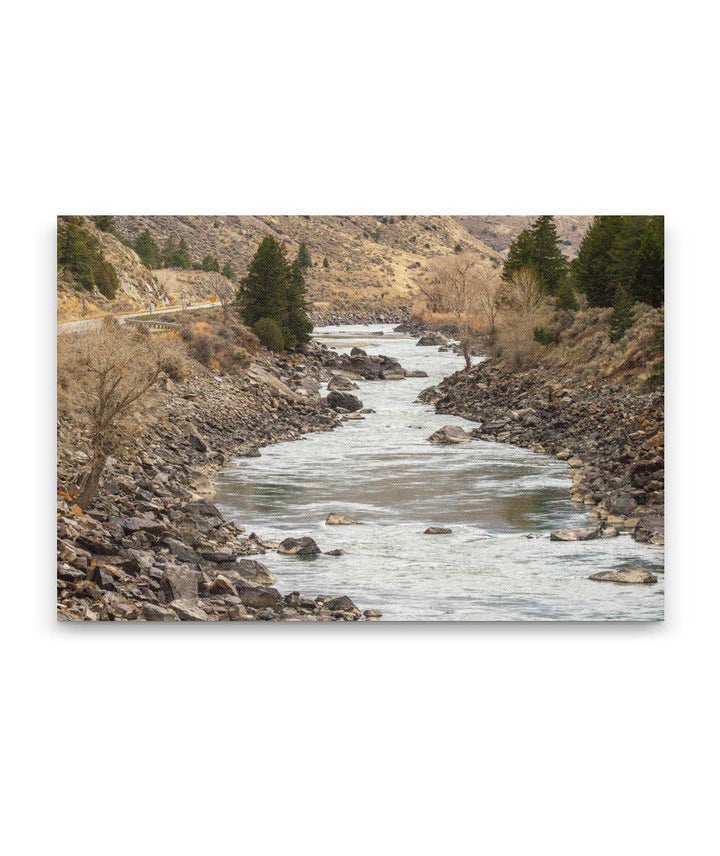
[189,433,208,452]
[424,526,452,535]
[277,537,321,556]
[326,391,363,412]
[163,538,202,564]
[325,596,360,616]
[235,559,277,585]
[169,600,209,620]
[238,586,283,609]
[350,347,367,356]
[325,549,346,556]
[142,603,180,621]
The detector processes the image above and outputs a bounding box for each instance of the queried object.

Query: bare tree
[425,253,498,369]
[215,277,237,320]
[58,320,171,509]
[504,266,544,316]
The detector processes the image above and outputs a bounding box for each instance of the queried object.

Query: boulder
[424,526,452,535]
[169,599,209,620]
[161,566,200,602]
[589,568,658,584]
[163,538,202,564]
[325,549,346,556]
[238,586,283,609]
[550,526,601,542]
[326,391,363,412]
[417,333,447,346]
[189,433,208,452]
[207,574,236,595]
[350,347,367,356]
[634,514,664,546]
[325,596,361,616]
[328,375,359,391]
[405,370,429,378]
[326,513,360,525]
[277,536,321,556]
[427,425,472,445]
[235,559,277,585]
[363,609,383,619]
[142,603,180,621]
[380,366,405,380]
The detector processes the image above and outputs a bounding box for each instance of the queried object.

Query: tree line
[501,214,664,341]
[57,217,119,299]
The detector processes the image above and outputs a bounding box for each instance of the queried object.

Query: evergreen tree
[134,230,161,268]
[221,261,236,281]
[161,238,176,268]
[238,236,289,328]
[253,317,285,351]
[91,215,115,233]
[322,257,330,269]
[555,278,579,311]
[502,228,535,282]
[297,242,312,269]
[572,216,624,306]
[573,216,664,308]
[529,215,567,294]
[631,216,664,307]
[201,254,220,272]
[608,284,636,342]
[283,260,313,348]
[176,238,191,269]
[95,260,119,299]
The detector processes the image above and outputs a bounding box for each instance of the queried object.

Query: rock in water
[350,347,367,356]
[427,425,472,444]
[550,526,601,542]
[328,375,359,391]
[424,526,452,535]
[326,391,363,412]
[589,568,658,584]
[417,333,447,346]
[277,536,321,556]
[326,513,360,525]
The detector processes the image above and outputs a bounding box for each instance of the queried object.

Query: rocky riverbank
[57,337,411,621]
[312,302,410,326]
[419,359,664,546]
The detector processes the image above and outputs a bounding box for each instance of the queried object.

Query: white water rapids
[215,324,664,620]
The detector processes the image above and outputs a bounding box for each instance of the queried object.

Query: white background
[2,2,718,854]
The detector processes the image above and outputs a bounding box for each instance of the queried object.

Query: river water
[215,324,664,621]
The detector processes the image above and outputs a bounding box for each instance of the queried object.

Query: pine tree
[221,262,236,281]
[572,216,624,307]
[502,228,535,282]
[631,216,664,307]
[297,243,312,269]
[529,215,567,294]
[176,239,191,269]
[95,260,119,299]
[555,278,579,311]
[239,236,289,328]
[91,215,115,233]
[162,238,177,268]
[283,260,313,348]
[134,230,161,268]
[608,284,636,342]
[201,254,220,272]
[322,257,330,269]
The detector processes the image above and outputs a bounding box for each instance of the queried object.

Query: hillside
[456,215,592,257]
[57,218,168,321]
[112,215,503,305]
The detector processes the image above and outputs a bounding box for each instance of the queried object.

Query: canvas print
[57,215,664,621]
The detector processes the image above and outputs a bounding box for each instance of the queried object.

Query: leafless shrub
[424,253,499,368]
[57,319,172,509]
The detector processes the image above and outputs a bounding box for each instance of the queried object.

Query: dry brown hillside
[113,215,503,304]
[456,216,592,257]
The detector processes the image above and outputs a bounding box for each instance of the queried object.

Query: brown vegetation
[58,320,179,509]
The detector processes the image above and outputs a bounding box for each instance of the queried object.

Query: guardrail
[124,319,178,333]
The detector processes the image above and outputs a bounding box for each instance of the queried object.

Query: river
[215,324,664,621]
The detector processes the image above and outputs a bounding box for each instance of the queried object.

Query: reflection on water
[215,325,664,621]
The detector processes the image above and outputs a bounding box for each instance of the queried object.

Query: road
[57,302,217,334]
